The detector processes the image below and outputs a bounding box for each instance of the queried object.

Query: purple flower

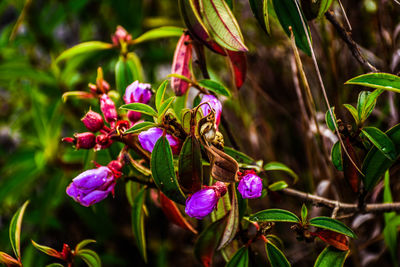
[66,166,116,207]
[185,182,227,219]
[138,127,181,154]
[200,95,222,126]
[100,94,118,124]
[237,173,263,199]
[124,81,152,104]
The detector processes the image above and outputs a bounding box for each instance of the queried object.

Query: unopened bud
[100,94,118,123]
[74,132,96,149]
[95,134,113,150]
[127,110,141,123]
[81,110,104,132]
[112,26,132,46]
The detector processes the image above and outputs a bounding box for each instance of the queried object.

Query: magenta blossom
[124,81,152,104]
[138,127,181,154]
[100,94,118,124]
[66,166,116,207]
[200,95,222,126]
[237,173,263,199]
[185,182,227,219]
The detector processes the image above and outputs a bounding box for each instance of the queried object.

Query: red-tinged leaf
[227,50,247,89]
[0,252,20,266]
[178,136,203,193]
[312,229,349,251]
[342,137,360,192]
[159,192,198,234]
[31,240,63,259]
[171,33,193,96]
[194,217,227,266]
[218,184,239,250]
[179,0,227,55]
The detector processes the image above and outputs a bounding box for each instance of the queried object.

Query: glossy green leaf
[331,141,343,171]
[199,0,248,52]
[362,127,397,161]
[167,73,193,84]
[249,209,300,223]
[218,184,239,249]
[151,136,186,204]
[120,103,158,117]
[131,188,147,263]
[224,147,255,164]
[125,122,156,134]
[325,107,337,132]
[272,0,311,56]
[76,249,102,267]
[132,26,184,44]
[301,204,308,224]
[10,200,29,259]
[158,96,176,118]
[115,56,133,95]
[263,162,298,183]
[198,79,231,97]
[362,124,400,191]
[317,0,333,18]
[266,242,291,267]
[75,239,96,252]
[345,73,400,93]
[178,136,203,193]
[155,80,169,111]
[357,89,383,124]
[56,41,112,63]
[268,181,288,191]
[314,246,349,267]
[46,264,64,267]
[31,240,61,258]
[309,217,356,238]
[226,246,249,267]
[249,0,270,34]
[343,104,359,125]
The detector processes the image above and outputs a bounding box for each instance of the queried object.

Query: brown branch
[124,176,156,188]
[282,187,400,213]
[325,11,379,72]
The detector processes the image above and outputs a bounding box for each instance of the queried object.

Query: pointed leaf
[301,204,308,224]
[358,89,383,124]
[158,96,176,119]
[155,80,169,111]
[131,188,147,262]
[268,181,288,191]
[31,240,62,259]
[218,184,239,249]
[313,230,349,251]
[343,104,359,125]
[46,264,64,267]
[325,107,337,132]
[226,246,249,267]
[266,242,291,267]
[75,249,101,267]
[0,251,20,266]
[227,50,247,89]
[125,122,156,134]
[309,217,356,238]
[132,26,184,44]
[345,73,400,93]
[171,33,193,96]
[56,41,112,63]
[314,246,349,267]
[159,192,198,234]
[272,0,311,56]
[263,162,299,183]
[331,141,343,171]
[199,0,248,52]
[198,79,231,97]
[178,136,203,193]
[362,127,397,161]
[75,239,96,252]
[115,56,133,95]
[151,136,187,205]
[120,103,158,117]
[249,209,300,223]
[9,200,29,259]
[249,0,270,34]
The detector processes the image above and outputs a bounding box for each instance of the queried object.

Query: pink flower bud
[81,110,104,132]
[74,132,96,149]
[112,26,132,46]
[171,33,193,96]
[123,81,152,104]
[127,110,141,123]
[95,134,113,151]
[237,173,263,199]
[100,94,118,123]
[200,95,223,126]
[138,127,181,155]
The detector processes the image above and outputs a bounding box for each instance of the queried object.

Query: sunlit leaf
[342,104,359,125]
[56,41,112,63]
[10,200,29,259]
[155,80,169,111]
[357,89,383,125]
[345,73,400,93]
[158,96,176,119]
[31,240,62,259]
[132,26,184,44]
[361,127,397,161]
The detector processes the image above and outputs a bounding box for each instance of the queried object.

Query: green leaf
[268,181,288,191]
[218,184,239,250]
[199,0,248,52]
[155,80,169,111]
[56,41,112,63]
[272,0,311,56]
[10,200,29,259]
[120,103,158,117]
[317,0,333,18]
[151,136,186,204]
[132,26,184,44]
[31,240,61,258]
[115,56,133,95]
[75,249,102,267]
[126,52,144,82]
[345,73,400,93]
[158,96,176,119]
[263,162,299,183]
[331,141,343,171]
[343,104,359,125]
[314,246,349,267]
[301,204,308,224]
[249,209,300,223]
[362,124,400,191]
[226,246,249,267]
[249,0,270,34]
[266,242,291,267]
[325,107,337,132]
[361,127,397,161]
[131,188,147,263]
[125,122,156,134]
[224,147,255,164]
[46,263,64,267]
[198,79,231,97]
[75,239,96,252]
[357,89,383,124]
[309,217,356,238]
[178,136,203,193]
[167,73,193,84]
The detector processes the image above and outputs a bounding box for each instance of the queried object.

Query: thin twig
[337,0,352,31]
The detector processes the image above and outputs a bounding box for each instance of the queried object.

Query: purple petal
[185,189,218,219]
[200,95,222,126]
[237,174,263,199]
